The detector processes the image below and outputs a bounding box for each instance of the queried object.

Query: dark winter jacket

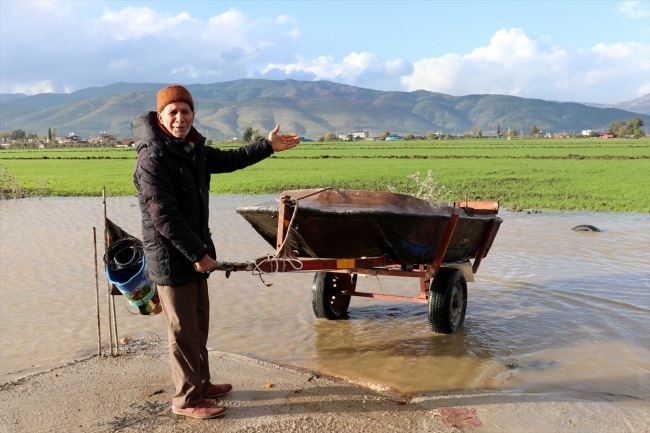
[132,111,273,285]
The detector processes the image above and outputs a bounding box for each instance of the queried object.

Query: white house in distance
[89,131,117,143]
[337,130,370,141]
[58,133,81,144]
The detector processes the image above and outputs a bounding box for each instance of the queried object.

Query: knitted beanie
[156,85,194,113]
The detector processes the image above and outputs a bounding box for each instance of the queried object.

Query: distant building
[89,131,117,143]
[351,130,369,140]
[581,130,592,136]
[385,135,402,141]
[298,137,312,142]
[338,133,354,141]
[58,133,81,144]
[598,132,615,138]
[118,138,135,147]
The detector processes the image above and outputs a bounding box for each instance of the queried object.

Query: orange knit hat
[156,85,194,113]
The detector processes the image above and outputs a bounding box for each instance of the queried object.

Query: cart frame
[214,195,499,306]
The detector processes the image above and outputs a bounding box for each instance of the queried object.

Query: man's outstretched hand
[268,124,300,152]
[194,254,216,273]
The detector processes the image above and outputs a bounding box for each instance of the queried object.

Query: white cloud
[1,4,647,102]
[100,7,193,40]
[0,5,299,91]
[401,29,649,101]
[617,1,650,18]
[261,52,412,89]
[171,66,219,79]
[12,80,55,95]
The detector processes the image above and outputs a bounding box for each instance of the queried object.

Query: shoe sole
[172,407,227,419]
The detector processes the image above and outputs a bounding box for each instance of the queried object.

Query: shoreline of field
[0,338,647,432]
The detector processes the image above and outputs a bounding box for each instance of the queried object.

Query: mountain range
[1,80,648,139]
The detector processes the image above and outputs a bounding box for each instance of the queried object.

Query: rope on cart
[251,254,304,286]
[294,187,335,202]
[253,188,336,286]
[274,187,336,259]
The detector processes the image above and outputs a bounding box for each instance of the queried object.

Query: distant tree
[608,120,625,134]
[530,125,539,136]
[470,125,479,136]
[507,129,518,139]
[478,129,483,138]
[252,129,264,142]
[324,131,337,142]
[426,131,437,140]
[242,126,254,143]
[205,139,213,146]
[404,133,415,140]
[497,124,501,136]
[47,127,57,143]
[627,117,644,137]
[628,116,644,129]
[380,130,391,139]
[0,131,9,141]
[316,135,325,142]
[25,132,38,140]
[10,129,26,140]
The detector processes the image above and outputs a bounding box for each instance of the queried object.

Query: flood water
[1,196,648,400]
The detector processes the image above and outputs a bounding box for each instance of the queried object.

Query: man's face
[157,102,194,139]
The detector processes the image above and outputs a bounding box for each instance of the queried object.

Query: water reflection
[0,196,648,399]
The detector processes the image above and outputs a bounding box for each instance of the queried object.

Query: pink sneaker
[203,383,232,398]
[172,400,227,419]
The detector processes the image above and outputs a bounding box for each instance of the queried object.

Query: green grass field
[1,138,648,211]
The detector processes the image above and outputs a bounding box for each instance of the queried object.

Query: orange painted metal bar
[250,255,393,273]
[454,201,499,213]
[472,219,498,274]
[349,268,427,278]
[348,291,428,303]
[275,198,292,255]
[427,212,459,279]
[419,264,429,298]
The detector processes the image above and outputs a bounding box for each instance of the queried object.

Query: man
[132,85,299,419]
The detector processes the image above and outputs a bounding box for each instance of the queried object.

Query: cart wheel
[428,268,467,334]
[312,272,352,319]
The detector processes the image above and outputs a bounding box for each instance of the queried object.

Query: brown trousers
[157,279,212,408]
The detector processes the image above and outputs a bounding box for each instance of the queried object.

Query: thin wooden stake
[103,187,114,356]
[93,227,102,357]
[112,293,119,353]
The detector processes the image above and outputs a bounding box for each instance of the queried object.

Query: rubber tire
[312,272,352,319]
[428,268,468,334]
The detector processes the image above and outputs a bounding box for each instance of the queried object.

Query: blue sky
[1,1,648,103]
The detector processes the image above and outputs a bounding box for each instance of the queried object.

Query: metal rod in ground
[112,292,119,353]
[107,282,114,356]
[103,187,114,356]
[93,227,102,357]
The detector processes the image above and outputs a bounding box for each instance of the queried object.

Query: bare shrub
[0,165,26,199]
[388,169,450,201]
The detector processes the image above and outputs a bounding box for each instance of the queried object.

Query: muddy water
[1,196,648,399]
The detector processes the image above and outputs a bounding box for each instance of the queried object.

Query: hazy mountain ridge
[583,94,649,117]
[1,80,648,139]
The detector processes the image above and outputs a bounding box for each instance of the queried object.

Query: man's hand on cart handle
[194,254,216,273]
